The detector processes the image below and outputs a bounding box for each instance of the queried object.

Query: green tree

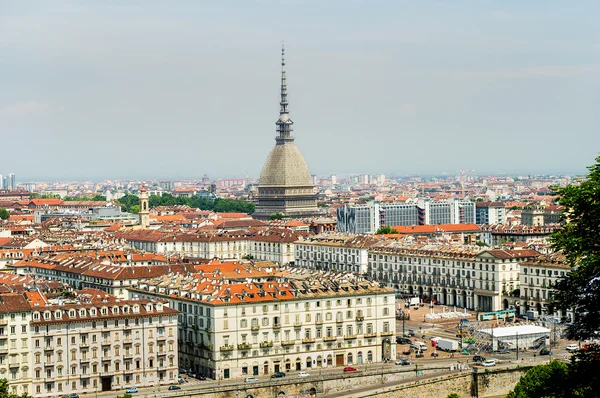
[130,205,140,214]
[375,226,398,234]
[446,394,460,398]
[507,360,568,398]
[269,213,284,220]
[0,208,9,221]
[549,155,600,339]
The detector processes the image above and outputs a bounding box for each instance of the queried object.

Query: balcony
[364,332,377,338]
[44,345,54,351]
[101,340,111,346]
[220,345,234,352]
[293,322,302,328]
[315,319,324,325]
[272,324,281,329]
[280,340,296,346]
[237,343,252,350]
[259,341,273,348]
[301,338,315,344]
[323,336,337,342]
[43,361,55,367]
[344,335,357,340]
[355,316,364,322]
[80,357,90,363]
[79,342,89,348]
[123,338,133,345]
[123,353,134,360]
[0,347,8,355]
[157,351,167,357]
[44,376,56,382]
[250,325,260,332]
[157,335,166,341]
[380,331,394,337]
[335,318,344,324]
[0,320,7,326]
[0,335,7,340]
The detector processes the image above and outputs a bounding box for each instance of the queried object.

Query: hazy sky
[1,0,599,181]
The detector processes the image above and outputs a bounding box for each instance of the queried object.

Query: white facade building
[133,268,396,380]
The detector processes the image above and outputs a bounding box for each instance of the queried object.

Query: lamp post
[516,332,519,361]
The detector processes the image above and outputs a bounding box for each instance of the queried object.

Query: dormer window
[113,306,119,314]
[44,312,51,320]
[90,308,97,316]
[55,311,62,319]
[79,310,86,317]
[33,312,40,320]
[69,310,76,318]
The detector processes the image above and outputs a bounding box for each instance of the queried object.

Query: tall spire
[276,43,294,145]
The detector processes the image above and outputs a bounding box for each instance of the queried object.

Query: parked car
[196,375,206,381]
[473,355,486,363]
[395,358,410,365]
[396,337,412,344]
[343,366,357,372]
[407,329,416,337]
[245,377,259,383]
[178,377,185,384]
[178,369,187,375]
[271,372,286,378]
[482,359,496,367]
[539,348,551,356]
[566,344,579,352]
[298,372,310,377]
[125,387,138,394]
[187,372,197,378]
[168,386,181,391]
[64,394,79,398]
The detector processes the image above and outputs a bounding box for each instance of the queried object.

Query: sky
[1,0,599,181]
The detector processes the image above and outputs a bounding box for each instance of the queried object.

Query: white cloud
[0,101,64,118]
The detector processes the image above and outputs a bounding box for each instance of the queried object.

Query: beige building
[133,267,395,380]
[519,253,573,321]
[0,293,33,397]
[368,243,540,312]
[28,296,179,397]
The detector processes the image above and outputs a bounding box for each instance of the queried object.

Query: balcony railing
[335,318,344,323]
[250,325,260,331]
[323,336,337,342]
[220,345,234,352]
[237,343,252,350]
[355,316,364,322]
[364,332,377,338]
[380,331,394,337]
[259,341,273,348]
[301,338,315,344]
[344,335,357,340]
[315,319,324,325]
[293,322,302,328]
[272,324,281,329]
[280,340,296,346]
[44,346,54,351]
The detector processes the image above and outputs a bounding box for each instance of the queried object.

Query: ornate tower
[139,185,150,228]
[254,46,319,220]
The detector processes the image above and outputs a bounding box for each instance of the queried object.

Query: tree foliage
[549,155,600,340]
[0,208,9,220]
[375,226,398,235]
[63,194,107,201]
[269,213,284,220]
[446,394,460,398]
[118,194,255,214]
[507,360,568,398]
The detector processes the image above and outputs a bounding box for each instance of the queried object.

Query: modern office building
[476,202,507,225]
[337,199,475,234]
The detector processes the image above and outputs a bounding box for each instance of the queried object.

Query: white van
[566,344,579,352]
[413,341,427,351]
[245,377,259,383]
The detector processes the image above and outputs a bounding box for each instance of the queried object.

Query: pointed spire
[276,43,294,145]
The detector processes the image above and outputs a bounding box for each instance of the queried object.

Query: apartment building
[118,228,307,265]
[132,265,396,380]
[10,256,191,299]
[294,234,383,274]
[28,295,178,397]
[519,253,573,321]
[521,206,562,226]
[367,243,540,312]
[475,202,506,225]
[0,293,33,397]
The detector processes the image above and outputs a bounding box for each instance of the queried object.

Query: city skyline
[1,1,599,180]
